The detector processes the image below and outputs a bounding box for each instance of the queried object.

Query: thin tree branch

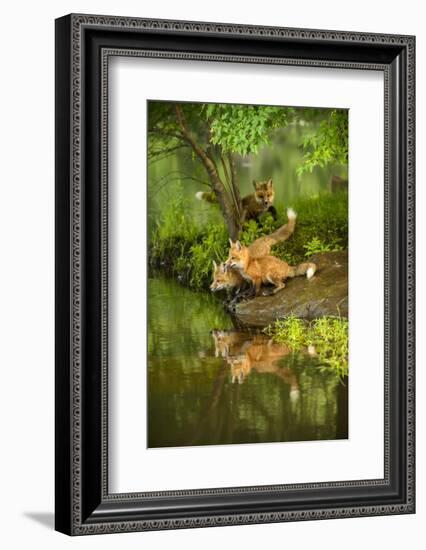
[228,153,242,219]
[174,103,241,239]
[148,128,185,141]
[150,171,210,193]
[148,143,189,159]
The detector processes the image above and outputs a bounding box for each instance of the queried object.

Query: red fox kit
[210,208,297,295]
[210,261,245,293]
[227,241,316,295]
[210,208,297,298]
[196,178,276,222]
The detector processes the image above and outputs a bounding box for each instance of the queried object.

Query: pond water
[148,277,348,448]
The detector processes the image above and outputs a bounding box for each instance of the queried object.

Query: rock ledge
[234,251,348,327]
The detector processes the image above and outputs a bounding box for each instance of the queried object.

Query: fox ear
[229,238,234,247]
[235,240,242,251]
[267,178,273,188]
[212,260,218,270]
[252,180,258,190]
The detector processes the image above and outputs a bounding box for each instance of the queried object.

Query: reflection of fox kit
[196,178,276,222]
[210,329,248,358]
[226,338,298,393]
[209,209,297,295]
[227,241,317,295]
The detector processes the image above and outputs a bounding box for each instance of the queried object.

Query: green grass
[149,190,348,290]
[272,191,348,265]
[264,314,349,377]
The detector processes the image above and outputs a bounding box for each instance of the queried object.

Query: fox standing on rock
[226,240,316,296]
[210,208,297,294]
[196,178,277,222]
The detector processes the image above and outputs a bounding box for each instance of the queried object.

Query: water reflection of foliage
[265,315,348,377]
[147,277,233,359]
[148,348,347,448]
[147,283,348,449]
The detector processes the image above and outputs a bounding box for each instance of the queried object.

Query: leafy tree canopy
[204,104,295,155]
[296,109,348,175]
[148,101,348,175]
[147,101,348,239]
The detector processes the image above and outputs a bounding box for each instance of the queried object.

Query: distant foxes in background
[227,240,316,296]
[196,178,277,222]
[209,208,297,295]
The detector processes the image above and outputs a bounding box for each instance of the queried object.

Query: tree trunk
[228,153,242,218]
[174,104,241,240]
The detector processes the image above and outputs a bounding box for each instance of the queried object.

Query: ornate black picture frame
[55,13,415,535]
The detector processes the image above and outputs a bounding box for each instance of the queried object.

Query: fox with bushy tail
[226,239,316,296]
[248,207,297,259]
[210,208,297,294]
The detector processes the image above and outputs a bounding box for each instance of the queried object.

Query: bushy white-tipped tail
[307,344,317,356]
[195,191,205,201]
[306,265,316,280]
[287,207,297,220]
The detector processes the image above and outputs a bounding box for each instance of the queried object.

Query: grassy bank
[149,190,348,291]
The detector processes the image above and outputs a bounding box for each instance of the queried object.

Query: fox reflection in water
[147,279,348,448]
[211,330,317,402]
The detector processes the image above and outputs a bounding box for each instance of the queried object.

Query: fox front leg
[253,279,262,296]
[227,291,238,311]
[240,207,248,225]
[267,205,277,220]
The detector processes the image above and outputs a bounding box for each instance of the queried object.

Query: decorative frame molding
[55,14,415,535]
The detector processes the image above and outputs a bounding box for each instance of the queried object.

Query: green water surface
[148,277,348,448]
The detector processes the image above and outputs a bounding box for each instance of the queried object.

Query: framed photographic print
[55,14,415,535]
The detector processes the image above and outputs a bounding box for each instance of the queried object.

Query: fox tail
[269,208,297,244]
[287,261,317,280]
[195,191,217,203]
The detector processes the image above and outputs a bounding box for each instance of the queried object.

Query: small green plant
[303,236,343,258]
[265,315,348,377]
[264,314,306,351]
[188,223,229,289]
[308,316,348,376]
[239,214,276,247]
